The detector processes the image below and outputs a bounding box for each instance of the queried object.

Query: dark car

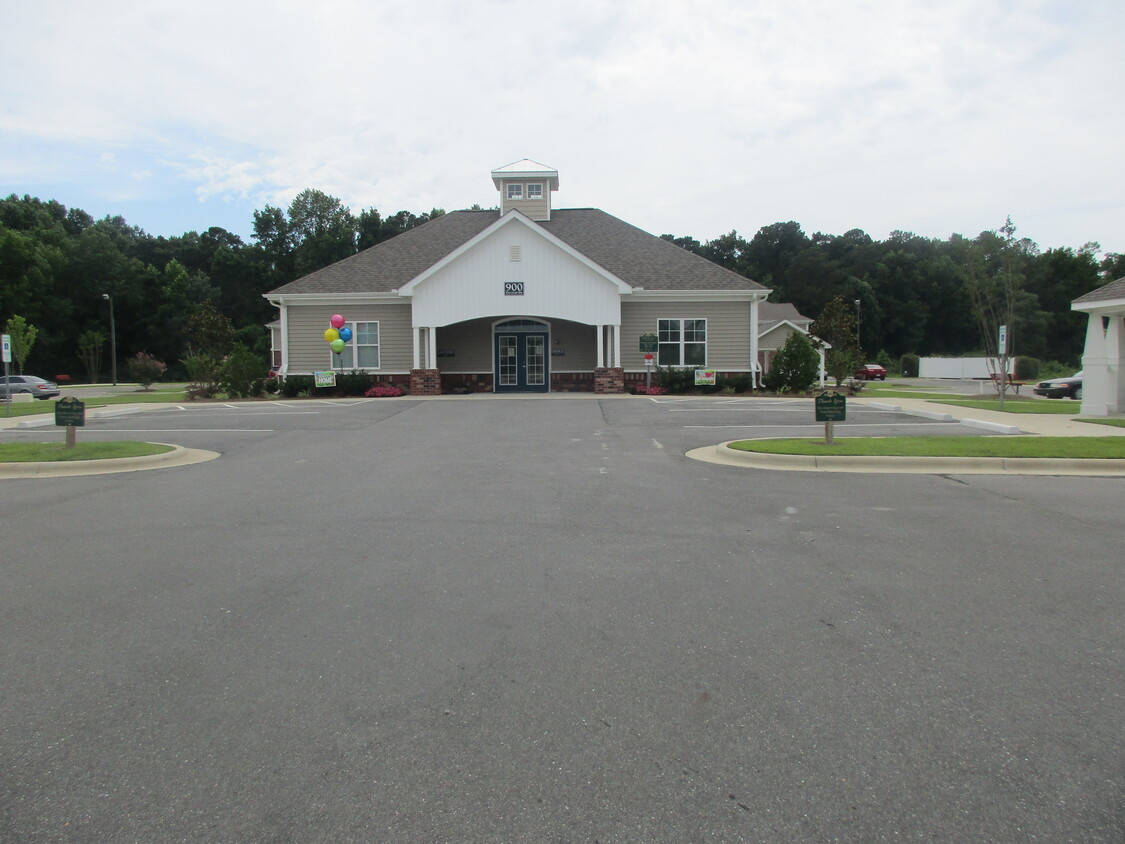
[0,375,61,399]
[1033,371,1082,400]
[854,363,887,380]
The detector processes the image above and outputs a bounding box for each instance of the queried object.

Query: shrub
[875,349,894,371]
[125,352,167,389]
[335,370,373,396]
[901,353,920,378]
[764,332,820,393]
[1014,356,1040,380]
[219,345,264,398]
[655,366,697,393]
[182,352,220,399]
[279,375,315,397]
[718,373,752,393]
[365,384,404,398]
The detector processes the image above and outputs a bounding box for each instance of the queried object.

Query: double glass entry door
[494,332,548,392]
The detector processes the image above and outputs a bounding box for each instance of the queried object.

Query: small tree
[811,295,862,386]
[219,345,263,398]
[77,330,105,383]
[764,331,820,393]
[4,315,38,375]
[125,351,167,390]
[183,352,221,399]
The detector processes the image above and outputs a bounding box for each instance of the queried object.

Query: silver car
[0,375,61,399]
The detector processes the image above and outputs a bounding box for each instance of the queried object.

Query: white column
[613,324,621,369]
[278,302,290,376]
[596,324,605,368]
[1081,313,1110,415]
[412,327,421,370]
[749,297,761,387]
[426,327,437,369]
[1107,315,1123,414]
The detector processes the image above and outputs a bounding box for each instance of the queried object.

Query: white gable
[402,213,628,327]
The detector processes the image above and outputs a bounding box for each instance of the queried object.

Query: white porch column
[596,324,605,368]
[426,327,437,369]
[613,324,621,368]
[749,297,761,387]
[412,327,421,370]
[1107,315,1123,414]
[1081,313,1111,415]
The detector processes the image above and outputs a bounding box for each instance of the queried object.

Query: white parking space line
[684,422,958,429]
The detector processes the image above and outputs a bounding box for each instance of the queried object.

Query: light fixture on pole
[102,293,117,386]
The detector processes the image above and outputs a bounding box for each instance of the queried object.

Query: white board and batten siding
[409,226,622,328]
[620,301,752,371]
[285,304,413,373]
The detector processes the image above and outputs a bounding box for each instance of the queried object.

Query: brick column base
[410,369,442,396]
[594,367,625,394]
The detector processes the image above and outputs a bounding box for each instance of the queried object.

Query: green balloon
[330,338,346,354]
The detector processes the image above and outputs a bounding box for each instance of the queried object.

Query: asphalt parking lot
[2,396,1122,841]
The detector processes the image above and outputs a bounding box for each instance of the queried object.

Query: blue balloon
[338,327,353,342]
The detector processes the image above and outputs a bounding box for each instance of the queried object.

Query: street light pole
[854,298,861,353]
[102,293,117,386]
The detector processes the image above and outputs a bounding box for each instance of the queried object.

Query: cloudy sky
[3,1,1122,255]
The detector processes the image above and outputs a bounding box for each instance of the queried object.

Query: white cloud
[2,0,1123,252]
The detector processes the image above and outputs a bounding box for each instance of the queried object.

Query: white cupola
[491,159,559,221]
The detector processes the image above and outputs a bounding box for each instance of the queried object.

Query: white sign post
[2,334,11,415]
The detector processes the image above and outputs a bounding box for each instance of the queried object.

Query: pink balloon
[330,314,345,329]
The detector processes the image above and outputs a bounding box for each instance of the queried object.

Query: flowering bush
[126,351,167,390]
[365,384,404,398]
[633,385,668,395]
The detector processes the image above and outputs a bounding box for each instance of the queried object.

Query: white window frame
[330,321,380,370]
[657,318,707,367]
[507,183,524,200]
[526,183,543,199]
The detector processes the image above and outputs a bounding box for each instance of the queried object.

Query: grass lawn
[0,441,173,462]
[1078,418,1125,428]
[728,436,1125,459]
[1,390,188,418]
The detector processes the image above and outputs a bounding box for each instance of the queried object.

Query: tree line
[1,188,1120,381]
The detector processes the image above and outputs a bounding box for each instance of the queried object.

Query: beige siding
[621,301,752,370]
[759,323,803,352]
[285,304,413,373]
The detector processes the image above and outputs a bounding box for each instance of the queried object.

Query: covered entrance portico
[1073,277,1125,416]
[408,316,623,394]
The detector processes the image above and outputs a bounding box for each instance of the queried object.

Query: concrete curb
[686,442,1125,476]
[0,443,220,479]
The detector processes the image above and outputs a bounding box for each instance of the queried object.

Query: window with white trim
[526,183,543,199]
[658,319,706,366]
[331,321,380,369]
[507,183,523,200]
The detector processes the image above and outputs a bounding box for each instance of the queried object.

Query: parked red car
[854,364,887,380]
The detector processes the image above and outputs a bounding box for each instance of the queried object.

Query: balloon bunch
[323,314,351,355]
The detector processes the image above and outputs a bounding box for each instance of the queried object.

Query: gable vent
[509,245,521,262]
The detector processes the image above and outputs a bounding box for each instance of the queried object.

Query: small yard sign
[694,369,717,386]
[314,371,337,388]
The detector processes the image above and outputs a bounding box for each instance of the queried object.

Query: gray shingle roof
[758,301,811,328]
[267,209,766,296]
[1072,276,1125,306]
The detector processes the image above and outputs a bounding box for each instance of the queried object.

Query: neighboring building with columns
[265,160,786,394]
[1072,276,1125,416]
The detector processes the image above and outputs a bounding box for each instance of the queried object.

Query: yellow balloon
[324,328,339,342]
